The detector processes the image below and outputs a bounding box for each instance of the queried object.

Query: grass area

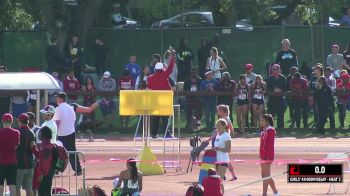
[75,98,350,138]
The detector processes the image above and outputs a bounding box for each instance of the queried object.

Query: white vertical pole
[36,90,40,125]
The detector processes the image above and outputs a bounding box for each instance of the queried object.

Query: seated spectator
[115,158,143,196]
[135,66,150,90]
[117,70,135,129]
[340,7,350,26]
[99,71,117,129]
[184,68,202,129]
[63,70,81,103]
[124,55,141,81]
[216,72,236,123]
[200,70,218,129]
[202,168,223,196]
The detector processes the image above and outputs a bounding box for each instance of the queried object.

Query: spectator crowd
[2,33,350,135]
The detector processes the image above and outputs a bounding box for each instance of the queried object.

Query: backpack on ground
[54,144,68,172]
[185,184,204,196]
[92,185,108,196]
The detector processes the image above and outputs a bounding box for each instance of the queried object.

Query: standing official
[147,50,175,138]
[54,92,82,175]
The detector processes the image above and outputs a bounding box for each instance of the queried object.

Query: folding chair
[326,153,350,195]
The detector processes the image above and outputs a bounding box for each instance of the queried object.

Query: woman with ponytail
[259,114,279,196]
[116,158,143,196]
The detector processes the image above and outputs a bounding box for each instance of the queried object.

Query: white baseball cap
[155,62,164,70]
[103,71,111,78]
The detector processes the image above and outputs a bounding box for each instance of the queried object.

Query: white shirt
[53,102,76,136]
[41,119,58,143]
[208,56,222,79]
[214,131,231,163]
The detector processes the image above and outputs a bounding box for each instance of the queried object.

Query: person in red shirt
[117,70,135,129]
[336,73,350,128]
[259,114,279,196]
[63,70,81,102]
[0,113,20,196]
[202,168,223,196]
[147,51,175,138]
[78,76,96,135]
[290,72,309,128]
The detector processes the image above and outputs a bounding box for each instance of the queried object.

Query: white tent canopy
[0,72,61,124]
[0,72,60,90]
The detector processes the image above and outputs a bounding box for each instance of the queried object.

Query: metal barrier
[52,151,86,196]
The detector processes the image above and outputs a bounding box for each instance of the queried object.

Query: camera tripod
[186,116,200,173]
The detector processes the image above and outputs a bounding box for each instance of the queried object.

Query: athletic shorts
[16,169,34,190]
[0,164,17,185]
[216,163,229,167]
[252,98,264,105]
[237,99,249,106]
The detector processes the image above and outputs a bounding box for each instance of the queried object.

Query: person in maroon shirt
[16,113,36,196]
[0,113,20,196]
[202,168,223,196]
[117,70,135,129]
[63,70,81,102]
[147,50,175,138]
[259,114,279,196]
[290,72,309,128]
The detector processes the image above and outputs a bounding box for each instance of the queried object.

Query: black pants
[317,104,329,134]
[150,116,169,137]
[268,98,285,128]
[337,103,346,127]
[292,99,308,128]
[39,167,55,196]
[287,97,294,124]
[58,133,82,173]
[328,105,335,129]
[186,98,202,127]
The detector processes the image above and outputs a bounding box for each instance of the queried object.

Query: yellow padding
[136,146,164,176]
[200,163,216,170]
[120,90,173,116]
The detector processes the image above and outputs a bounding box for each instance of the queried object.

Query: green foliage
[0,1,34,30]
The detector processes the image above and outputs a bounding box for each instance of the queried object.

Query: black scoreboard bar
[288,164,343,183]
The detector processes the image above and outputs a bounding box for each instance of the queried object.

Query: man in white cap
[40,105,58,143]
[147,50,175,138]
[99,71,117,129]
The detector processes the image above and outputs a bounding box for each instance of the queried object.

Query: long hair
[127,158,139,183]
[217,104,230,116]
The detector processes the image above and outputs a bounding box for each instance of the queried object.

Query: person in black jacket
[93,38,108,76]
[314,76,333,134]
[177,37,194,82]
[46,37,67,75]
[276,39,298,76]
[65,35,84,83]
[197,38,211,78]
[216,72,236,122]
[266,64,287,128]
[184,68,202,128]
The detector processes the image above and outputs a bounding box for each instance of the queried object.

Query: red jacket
[63,76,80,100]
[290,77,309,100]
[202,175,223,196]
[147,58,175,90]
[38,140,55,176]
[260,126,276,161]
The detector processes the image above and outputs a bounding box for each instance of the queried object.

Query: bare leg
[227,161,237,180]
[0,185,4,196]
[217,165,228,180]
[236,106,242,131]
[253,104,259,128]
[241,105,249,132]
[25,189,33,196]
[261,163,278,196]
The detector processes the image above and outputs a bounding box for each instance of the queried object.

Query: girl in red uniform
[206,104,237,181]
[259,114,279,196]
